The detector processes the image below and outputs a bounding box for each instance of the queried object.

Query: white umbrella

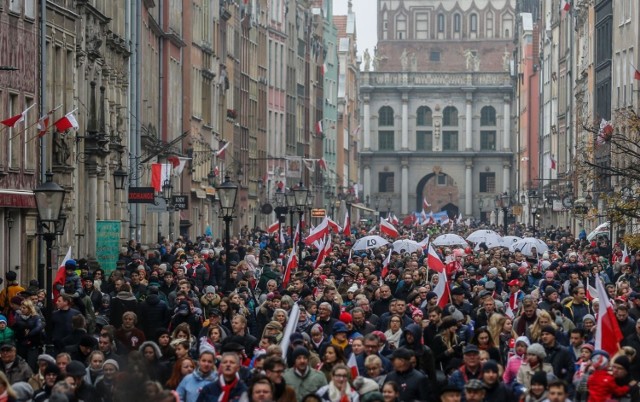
[474,235,505,250]
[392,239,423,254]
[509,237,549,256]
[432,234,469,247]
[587,222,609,241]
[466,229,500,243]
[351,235,389,251]
[501,236,522,247]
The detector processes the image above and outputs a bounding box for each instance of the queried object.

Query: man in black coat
[385,348,431,402]
[138,286,170,340]
[541,325,574,383]
[622,319,640,381]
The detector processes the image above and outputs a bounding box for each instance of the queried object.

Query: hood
[116,291,137,301]
[145,293,160,306]
[403,323,423,349]
[139,341,162,359]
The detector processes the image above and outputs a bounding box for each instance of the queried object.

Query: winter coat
[58,271,83,296]
[385,368,431,402]
[401,324,437,381]
[108,291,139,329]
[196,375,248,402]
[515,362,554,389]
[484,381,514,402]
[137,294,171,339]
[0,355,33,384]
[316,384,360,402]
[503,353,526,385]
[0,283,25,314]
[50,308,81,350]
[283,367,328,402]
[543,342,575,383]
[176,368,217,402]
[586,369,630,402]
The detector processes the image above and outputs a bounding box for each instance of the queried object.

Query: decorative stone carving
[363,48,371,71]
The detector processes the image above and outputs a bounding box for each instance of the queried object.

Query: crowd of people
[0,221,637,402]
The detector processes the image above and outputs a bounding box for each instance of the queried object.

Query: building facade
[360,0,516,220]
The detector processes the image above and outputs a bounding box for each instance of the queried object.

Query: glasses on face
[333,373,348,378]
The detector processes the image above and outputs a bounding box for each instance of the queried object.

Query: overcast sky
[333,0,377,68]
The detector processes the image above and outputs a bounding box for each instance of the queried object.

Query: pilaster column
[503,162,511,193]
[363,95,371,150]
[401,163,409,214]
[363,165,371,200]
[465,93,473,150]
[465,161,473,216]
[503,95,511,151]
[401,93,409,150]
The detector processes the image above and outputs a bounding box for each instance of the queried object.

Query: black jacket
[544,342,574,383]
[385,368,432,402]
[138,294,171,339]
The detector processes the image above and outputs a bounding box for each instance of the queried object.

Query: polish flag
[327,218,342,233]
[313,235,332,269]
[343,210,351,237]
[423,198,431,210]
[167,156,190,176]
[305,217,329,245]
[594,277,623,356]
[440,216,450,226]
[380,218,399,238]
[635,69,640,81]
[586,283,598,302]
[283,244,298,288]
[561,0,570,11]
[546,154,557,170]
[53,111,79,132]
[1,104,35,128]
[427,243,446,273]
[267,221,280,234]
[215,141,230,158]
[52,247,72,299]
[418,235,430,251]
[37,115,50,137]
[380,248,392,278]
[347,352,359,378]
[316,120,323,135]
[433,270,450,308]
[621,245,630,264]
[151,163,172,192]
[456,214,463,225]
[318,158,327,170]
[391,214,399,226]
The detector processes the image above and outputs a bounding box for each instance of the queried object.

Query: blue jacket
[196,375,248,402]
[176,369,217,402]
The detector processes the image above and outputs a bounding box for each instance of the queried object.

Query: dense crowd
[0,222,638,402]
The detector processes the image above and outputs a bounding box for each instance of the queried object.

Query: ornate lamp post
[294,183,310,265]
[285,188,296,246]
[215,175,238,288]
[500,192,511,235]
[162,179,174,240]
[274,188,286,245]
[386,197,392,219]
[34,172,66,310]
[529,191,539,236]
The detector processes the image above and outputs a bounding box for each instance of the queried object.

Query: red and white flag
[433,270,450,308]
[267,221,280,234]
[635,68,640,81]
[318,158,327,170]
[343,210,351,237]
[561,0,571,11]
[316,120,323,136]
[586,283,598,302]
[305,217,329,245]
[167,156,190,176]
[622,245,630,264]
[440,216,450,226]
[347,352,359,378]
[52,247,72,299]
[594,277,623,356]
[546,153,557,170]
[380,218,399,238]
[391,214,399,226]
[53,111,79,132]
[313,234,332,269]
[427,243,446,273]
[283,245,298,289]
[327,218,342,234]
[381,248,392,278]
[1,104,35,128]
[423,198,431,210]
[215,141,230,158]
[37,115,49,137]
[151,163,172,192]
[418,235,430,251]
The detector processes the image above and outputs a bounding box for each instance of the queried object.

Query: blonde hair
[0,372,16,398]
[20,299,38,317]
[529,310,557,342]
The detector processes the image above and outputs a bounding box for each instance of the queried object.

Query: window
[480,106,496,126]
[479,172,496,193]
[470,14,478,32]
[502,14,513,39]
[480,131,496,150]
[415,13,429,39]
[454,14,461,32]
[379,172,395,193]
[430,51,440,61]
[379,131,395,150]
[416,106,432,126]
[486,12,494,38]
[378,106,394,126]
[437,14,445,32]
[436,174,447,186]
[8,94,18,168]
[416,131,433,151]
[396,14,407,39]
[443,131,458,150]
[443,106,458,126]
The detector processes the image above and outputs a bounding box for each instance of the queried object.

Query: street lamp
[34,172,66,311]
[274,188,286,245]
[162,179,175,240]
[294,183,310,265]
[285,188,296,246]
[528,191,539,236]
[215,175,238,290]
[500,192,511,235]
[386,197,392,219]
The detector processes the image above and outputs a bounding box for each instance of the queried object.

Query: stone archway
[415,172,460,214]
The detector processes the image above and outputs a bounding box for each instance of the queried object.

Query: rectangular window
[430,51,440,61]
[396,17,406,39]
[436,174,447,186]
[442,131,458,151]
[437,14,445,32]
[379,172,395,193]
[416,130,433,151]
[24,97,34,170]
[480,130,497,150]
[415,13,429,39]
[379,130,394,150]
[8,94,18,168]
[479,172,496,193]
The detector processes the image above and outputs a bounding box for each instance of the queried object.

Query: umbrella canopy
[509,237,549,256]
[474,235,505,250]
[392,239,423,254]
[501,236,522,247]
[351,235,389,251]
[466,229,500,243]
[432,234,469,247]
[587,222,609,241]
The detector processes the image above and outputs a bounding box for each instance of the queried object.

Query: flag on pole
[343,210,351,237]
[423,198,431,210]
[167,156,190,176]
[151,163,172,192]
[594,277,623,356]
[391,214,399,226]
[380,218,399,238]
[327,218,342,234]
[546,154,557,170]
[381,248,392,278]
[347,352,359,378]
[1,104,35,128]
[561,0,571,11]
[427,243,446,273]
[215,141,230,157]
[305,217,329,245]
[433,270,450,308]
[280,303,300,356]
[283,244,298,288]
[316,120,323,136]
[267,221,280,234]
[635,69,640,80]
[621,245,630,264]
[53,111,79,132]
[313,234,332,269]
[37,115,49,137]
[318,158,327,170]
[52,247,72,299]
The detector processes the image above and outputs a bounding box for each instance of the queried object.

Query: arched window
[437,14,445,32]
[453,14,461,32]
[396,14,407,39]
[416,106,432,126]
[379,106,394,126]
[470,14,478,32]
[480,106,496,126]
[442,106,458,126]
[502,13,513,38]
[486,12,494,38]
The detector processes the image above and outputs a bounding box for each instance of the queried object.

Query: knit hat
[545,286,558,296]
[290,333,304,345]
[613,355,631,372]
[488,268,499,276]
[103,359,120,371]
[451,309,465,322]
[527,343,547,359]
[426,291,437,301]
[205,286,216,294]
[339,312,353,324]
[0,315,7,325]
[582,314,596,324]
[540,325,556,336]
[65,259,77,270]
[310,323,323,334]
[12,382,33,401]
[79,334,97,348]
[37,354,56,365]
[43,362,61,376]
[482,360,499,373]
[530,371,548,387]
[291,346,310,360]
[485,281,496,290]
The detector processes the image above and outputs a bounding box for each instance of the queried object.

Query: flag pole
[9,120,40,141]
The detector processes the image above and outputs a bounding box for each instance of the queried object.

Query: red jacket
[586,370,629,402]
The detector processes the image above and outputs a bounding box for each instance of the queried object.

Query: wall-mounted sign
[172,195,188,210]
[311,208,326,218]
[128,187,155,204]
